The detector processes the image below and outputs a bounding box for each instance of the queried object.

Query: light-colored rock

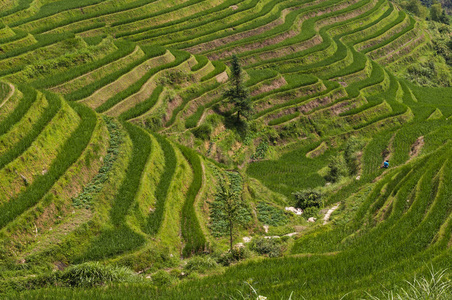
[285,207,303,215]
[307,217,317,223]
[243,236,252,243]
[356,175,361,180]
[235,243,245,248]
[284,232,298,237]
[263,225,269,233]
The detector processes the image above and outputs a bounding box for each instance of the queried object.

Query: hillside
[0,0,452,299]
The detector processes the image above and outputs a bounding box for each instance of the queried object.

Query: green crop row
[238,0,368,68]
[25,0,162,34]
[146,133,177,235]
[268,111,300,126]
[9,0,106,27]
[119,85,163,121]
[190,55,208,72]
[364,15,415,54]
[125,0,269,44]
[95,49,190,113]
[0,90,61,170]
[65,45,165,101]
[77,122,152,261]
[253,80,339,119]
[200,61,226,82]
[115,0,236,38]
[0,84,36,136]
[0,81,11,102]
[0,99,97,229]
[0,29,28,44]
[166,81,221,127]
[31,40,135,89]
[0,0,33,18]
[178,145,207,257]
[260,0,379,73]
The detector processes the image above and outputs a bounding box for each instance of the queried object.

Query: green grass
[95,49,190,113]
[247,142,333,198]
[119,85,164,121]
[0,91,61,170]
[178,145,207,257]
[77,122,152,260]
[30,40,136,89]
[145,133,177,235]
[0,100,97,229]
[0,85,37,136]
[65,45,166,101]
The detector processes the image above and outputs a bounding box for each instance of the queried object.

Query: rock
[308,217,317,223]
[263,225,269,233]
[284,232,298,237]
[356,175,361,180]
[285,207,303,215]
[235,243,245,248]
[20,174,29,186]
[243,236,252,243]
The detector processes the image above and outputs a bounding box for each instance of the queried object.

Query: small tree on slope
[223,55,252,122]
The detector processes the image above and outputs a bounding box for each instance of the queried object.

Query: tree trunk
[229,220,233,251]
[237,110,240,122]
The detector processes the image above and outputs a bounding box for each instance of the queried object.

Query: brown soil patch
[409,136,424,159]
[216,71,229,83]
[379,33,425,65]
[0,83,15,109]
[163,94,184,123]
[250,77,287,97]
[185,0,319,55]
[306,141,328,158]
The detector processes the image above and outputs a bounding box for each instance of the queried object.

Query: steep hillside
[0,0,451,299]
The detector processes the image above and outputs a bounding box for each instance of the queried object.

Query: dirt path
[323,203,340,225]
[408,136,424,161]
[0,83,15,109]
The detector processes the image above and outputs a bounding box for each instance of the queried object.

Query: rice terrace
[1,0,452,298]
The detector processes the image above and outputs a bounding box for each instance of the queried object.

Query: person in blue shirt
[383,160,389,168]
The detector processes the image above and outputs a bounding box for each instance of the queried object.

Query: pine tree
[223,55,252,122]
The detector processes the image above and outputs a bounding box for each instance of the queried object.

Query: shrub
[292,189,322,210]
[344,137,365,175]
[326,155,349,182]
[249,237,282,258]
[303,207,319,219]
[151,270,176,287]
[183,256,218,273]
[217,247,250,266]
[59,262,138,288]
[191,124,212,140]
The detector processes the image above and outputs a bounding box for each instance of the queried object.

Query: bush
[326,155,349,182]
[191,124,212,140]
[292,189,322,210]
[151,270,176,287]
[59,262,138,288]
[183,256,218,273]
[344,137,365,175]
[217,247,250,266]
[249,237,282,258]
[303,207,319,219]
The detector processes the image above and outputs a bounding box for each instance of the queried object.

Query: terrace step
[80,49,175,109]
[0,94,79,204]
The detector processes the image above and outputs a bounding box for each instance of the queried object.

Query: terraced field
[0,0,451,299]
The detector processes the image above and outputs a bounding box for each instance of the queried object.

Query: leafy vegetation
[1,0,452,298]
